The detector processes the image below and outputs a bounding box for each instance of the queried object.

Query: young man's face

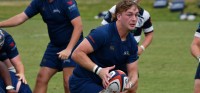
[118,5,139,31]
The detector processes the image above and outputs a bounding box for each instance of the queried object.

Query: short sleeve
[24,0,40,18]
[63,0,80,21]
[86,29,107,51]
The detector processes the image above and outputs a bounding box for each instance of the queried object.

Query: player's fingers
[108,65,115,71]
[24,79,27,84]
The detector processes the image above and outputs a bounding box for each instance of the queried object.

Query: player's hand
[137,46,144,55]
[16,73,27,84]
[98,65,115,88]
[7,89,17,93]
[57,49,71,60]
[124,82,134,92]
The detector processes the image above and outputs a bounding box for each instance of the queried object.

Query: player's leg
[69,74,103,93]
[33,67,57,93]
[194,63,200,93]
[63,67,74,93]
[63,58,77,93]
[194,79,200,93]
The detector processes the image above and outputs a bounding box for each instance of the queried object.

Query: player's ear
[116,13,121,20]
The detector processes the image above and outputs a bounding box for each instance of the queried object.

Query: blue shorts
[69,74,103,93]
[40,43,77,71]
[0,72,32,93]
[0,53,8,61]
[195,63,200,79]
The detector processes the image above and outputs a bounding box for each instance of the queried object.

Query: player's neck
[116,22,129,41]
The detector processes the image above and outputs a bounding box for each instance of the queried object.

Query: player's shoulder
[62,0,77,4]
[139,7,150,18]
[95,23,115,37]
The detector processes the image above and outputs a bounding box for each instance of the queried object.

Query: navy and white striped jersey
[101,5,154,43]
[195,23,200,38]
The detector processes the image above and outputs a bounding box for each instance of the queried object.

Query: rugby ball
[107,70,128,92]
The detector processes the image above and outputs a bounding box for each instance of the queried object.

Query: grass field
[0,0,199,93]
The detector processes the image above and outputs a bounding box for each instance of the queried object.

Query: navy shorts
[40,43,76,71]
[69,74,103,93]
[195,63,200,79]
[0,53,8,61]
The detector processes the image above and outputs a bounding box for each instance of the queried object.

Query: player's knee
[36,72,49,84]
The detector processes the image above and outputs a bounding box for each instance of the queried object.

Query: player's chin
[129,26,136,31]
[129,24,136,29]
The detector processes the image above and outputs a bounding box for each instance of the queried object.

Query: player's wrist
[140,45,145,51]
[6,85,14,90]
[92,65,102,75]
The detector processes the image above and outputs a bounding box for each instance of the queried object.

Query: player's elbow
[71,49,82,63]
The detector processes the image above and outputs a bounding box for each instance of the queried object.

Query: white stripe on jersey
[195,32,200,38]
[136,10,150,27]
[101,19,108,25]
[144,26,154,33]
[109,5,116,14]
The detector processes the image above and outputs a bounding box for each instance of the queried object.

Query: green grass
[0,0,199,93]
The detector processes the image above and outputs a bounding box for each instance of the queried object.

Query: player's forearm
[66,27,83,51]
[0,12,28,27]
[127,61,138,84]
[10,56,25,74]
[14,63,25,74]
[142,32,153,48]
[66,17,83,51]
[72,50,96,72]
[0,62,12,86]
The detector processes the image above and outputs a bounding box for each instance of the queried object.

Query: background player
[191,23,200,93]
[0,29,27,84]
[0,0,83,93]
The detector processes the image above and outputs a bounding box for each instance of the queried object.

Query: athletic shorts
[0,53,8,61]
[195,63,200,79]
[40,43,76,71]
[69,74,103,93]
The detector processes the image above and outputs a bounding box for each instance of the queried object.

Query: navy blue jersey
[73,22,138,84]
[0,71,32,93]
[24,0,83,46]
[0,29,18,61]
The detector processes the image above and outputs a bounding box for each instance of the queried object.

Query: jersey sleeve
[63,0,80,21]
[195,23,200,38]
[4,36,19,59]
[86,28,107,51]
[24,0,40,18]
[101,5,116,25]
[141,10,154,33]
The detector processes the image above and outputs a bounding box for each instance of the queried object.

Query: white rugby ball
[107,70,128,93]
